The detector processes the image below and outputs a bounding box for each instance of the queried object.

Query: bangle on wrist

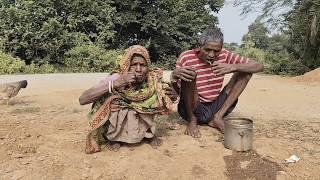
[111,80,114,92]
[108,81,112,93]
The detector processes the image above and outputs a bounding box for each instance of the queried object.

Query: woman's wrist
[112,79,120,90]
[170,72,178,84]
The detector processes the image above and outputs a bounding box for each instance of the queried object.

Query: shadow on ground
[224,150,283,180]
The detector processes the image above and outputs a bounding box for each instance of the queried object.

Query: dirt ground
[0,71,319,180]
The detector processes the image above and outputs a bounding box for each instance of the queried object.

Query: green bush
[236,43,308,75]
[0,51,25,74]
[64,44,123,73]
[264,51,308,75]
[236,46,266,63]
[23,62,58,74]
[152,55,177,70]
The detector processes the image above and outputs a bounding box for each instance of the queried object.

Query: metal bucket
[224,118,253,151]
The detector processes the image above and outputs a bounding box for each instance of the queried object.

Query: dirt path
[0,72,319,180]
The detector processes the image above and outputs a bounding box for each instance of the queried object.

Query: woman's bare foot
[149,137,162,149]
[85,134,101,154]
[208,115,225,134]
[106,141,121,152]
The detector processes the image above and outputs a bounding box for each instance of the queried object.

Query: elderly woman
[79,45,176,154]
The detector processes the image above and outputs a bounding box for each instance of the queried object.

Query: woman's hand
[113,72,136,90]
[164,84,179,102]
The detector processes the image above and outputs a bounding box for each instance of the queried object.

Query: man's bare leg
[181,79,201,138]
[208,72,252,133]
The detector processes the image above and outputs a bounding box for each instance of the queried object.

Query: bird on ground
[0,80,28,105]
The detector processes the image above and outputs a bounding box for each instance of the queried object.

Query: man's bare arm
[234,60,264,73]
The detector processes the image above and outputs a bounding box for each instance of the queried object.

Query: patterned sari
[85,45,172,154]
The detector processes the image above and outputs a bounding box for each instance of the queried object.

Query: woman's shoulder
[150,68,163,78]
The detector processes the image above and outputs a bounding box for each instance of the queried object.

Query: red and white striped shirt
[176,48,249,102]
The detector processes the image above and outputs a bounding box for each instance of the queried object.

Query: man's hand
[113,72,136,89]
[164,84,179,102]
[172,67,197,82]
[211,62,237,76]
[185,121,201,138]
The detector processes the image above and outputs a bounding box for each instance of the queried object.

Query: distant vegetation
[230,0,320,75]
[0,0,223,74]
[0,0,318,75]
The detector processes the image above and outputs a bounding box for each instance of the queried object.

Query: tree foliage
[64,44,123,72]
[0,0,115,65]
[286,0,320,69]
[242,19,270,49]
[235,0,320,74]
[108,0,224,69]
[0,0,224,72]
[0,50,25,74]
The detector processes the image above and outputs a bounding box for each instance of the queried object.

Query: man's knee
[235,72,252,80]
[241,72,252,81]
[224,72,252,94]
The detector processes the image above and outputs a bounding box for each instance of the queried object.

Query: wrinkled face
[129,54,148,83]
[197,40,223,64]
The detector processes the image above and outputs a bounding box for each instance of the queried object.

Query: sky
[216,1,259,44]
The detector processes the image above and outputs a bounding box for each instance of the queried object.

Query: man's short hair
[198,26,224,46]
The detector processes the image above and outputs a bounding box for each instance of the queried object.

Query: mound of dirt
[294,68,320,83]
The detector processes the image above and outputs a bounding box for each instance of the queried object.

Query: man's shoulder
[178,49,199,63]
[179,49,197,57]
[220,48,231,55]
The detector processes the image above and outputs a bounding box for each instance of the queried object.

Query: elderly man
[171,26,264,138]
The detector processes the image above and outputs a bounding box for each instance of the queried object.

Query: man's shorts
[178,91,238,124]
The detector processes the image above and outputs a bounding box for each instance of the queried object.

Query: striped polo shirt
[176,48,249,102]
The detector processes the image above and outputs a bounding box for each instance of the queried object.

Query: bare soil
[0,72,319,180]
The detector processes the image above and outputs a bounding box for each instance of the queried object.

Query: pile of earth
[293,68,320,84]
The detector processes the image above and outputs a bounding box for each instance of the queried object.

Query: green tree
[242,19,270,50]
[286,0,320,69]
[224,42,239,51]
[0,0,224,72]
[235,0,320,73]
[110,0,224,69]
[0,0,115,64]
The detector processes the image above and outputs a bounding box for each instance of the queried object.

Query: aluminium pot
[224,117,253,151]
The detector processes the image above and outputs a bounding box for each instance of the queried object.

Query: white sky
[216,1,259,44]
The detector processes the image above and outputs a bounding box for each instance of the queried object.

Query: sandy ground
[0,72,319,180]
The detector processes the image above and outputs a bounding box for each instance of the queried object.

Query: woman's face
[129,54,148,83]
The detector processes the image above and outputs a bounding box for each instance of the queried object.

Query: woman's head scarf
[118,45,151,73]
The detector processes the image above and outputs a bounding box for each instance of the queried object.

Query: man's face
[197,40,223,64]
[129,55,148,83]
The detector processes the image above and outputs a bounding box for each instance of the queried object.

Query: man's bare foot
[208,115,225,134]
[85,134,101,154]
[106,141,121,152]
[149,137,162,149]
[185,120,201,138]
